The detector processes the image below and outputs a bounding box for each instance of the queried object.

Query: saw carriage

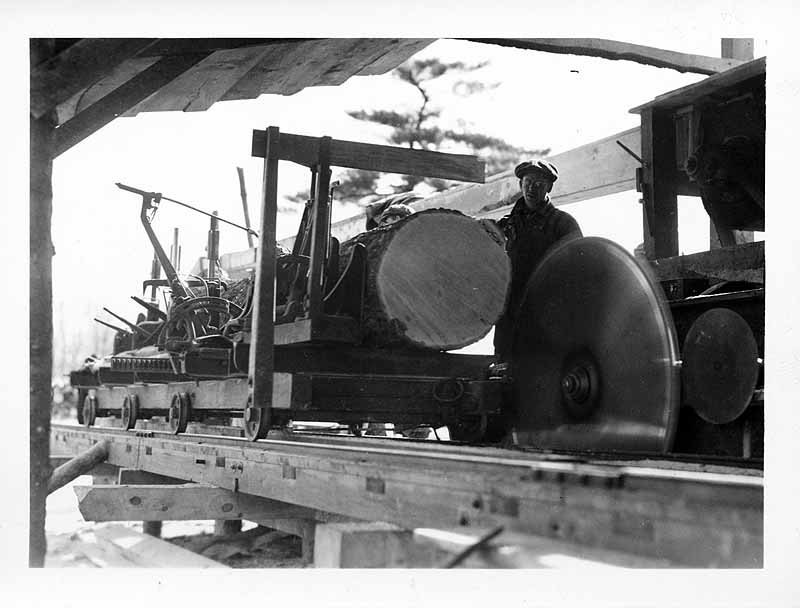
[70,114,764,460]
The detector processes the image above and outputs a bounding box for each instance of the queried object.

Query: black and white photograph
[4,2,798,606]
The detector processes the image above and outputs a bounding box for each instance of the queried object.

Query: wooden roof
[629,56,765,113]
[31,38,433,157]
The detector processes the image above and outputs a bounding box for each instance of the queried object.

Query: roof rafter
[53,52,212,157]
[469,38,745,75]
[31,38,158,119]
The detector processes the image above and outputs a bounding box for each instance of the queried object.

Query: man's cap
[378,203,413,224]
[514,160,558,182]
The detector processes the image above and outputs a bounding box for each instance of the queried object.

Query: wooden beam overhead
[630,57,766,114]
[122,44,277,115]
[649,241,764,284]
[252,129,486,182]
[469,38,745,75]
[52,51,212,157]
[31,38,158,119]
[139,38,310,57]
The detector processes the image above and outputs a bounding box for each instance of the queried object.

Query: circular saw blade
[681,308,759,425]
[511,237,680,453]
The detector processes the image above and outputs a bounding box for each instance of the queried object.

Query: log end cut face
[376,210,511,350]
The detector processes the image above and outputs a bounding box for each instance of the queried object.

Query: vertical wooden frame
[248,126,279,423]
[641,107,679,259]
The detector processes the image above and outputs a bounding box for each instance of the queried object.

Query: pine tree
[287,58,549,206]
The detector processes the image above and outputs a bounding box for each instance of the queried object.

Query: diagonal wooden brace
[47,440,110,495]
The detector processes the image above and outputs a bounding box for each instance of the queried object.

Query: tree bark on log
[340,209,510,350]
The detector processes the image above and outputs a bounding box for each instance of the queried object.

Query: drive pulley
[510,237,681,453]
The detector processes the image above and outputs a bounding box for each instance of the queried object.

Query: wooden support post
[256,517,317,564]
[30,40,57,568]
[710,38,756,250]
[640,107,679,259]
[246,126,279,438]
[214,519,243,536]
[48,442,110,495]
[314,522,440,568]
[142,521,163,538]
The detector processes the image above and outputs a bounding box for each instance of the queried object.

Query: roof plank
[470,38,745,75]
[31,38,157,119]
[354,39,434,75]
[123,44,277,114]
[55,56,161,124]
[630,56,766,113]
[53,52,212,157]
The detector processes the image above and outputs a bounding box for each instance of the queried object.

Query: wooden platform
[50,423,762,568]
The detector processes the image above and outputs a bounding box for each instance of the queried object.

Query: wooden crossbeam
[75,484,315,522]
[276,126,643,249]
[251,130,485,183]
[649,241,764,283]
[470,38,745,75]
[30,38,157,119]
[52,52,212,157]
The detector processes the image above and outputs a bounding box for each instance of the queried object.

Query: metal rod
[116,182,259,236]
[102,307,147,335]
[131,296,168,320]
[616,139,645,165]
[237,167,255,248]
[443,525,505,568]
[93,318,129,334]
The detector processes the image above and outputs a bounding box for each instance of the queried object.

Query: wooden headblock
[251,129,485,183]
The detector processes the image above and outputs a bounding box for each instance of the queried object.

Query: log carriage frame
[78,127,508,441]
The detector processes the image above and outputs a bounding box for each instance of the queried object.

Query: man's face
[521,174,551,210]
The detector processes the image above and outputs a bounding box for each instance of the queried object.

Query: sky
[44,36,770,371]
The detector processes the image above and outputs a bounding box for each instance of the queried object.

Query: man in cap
[365,192,421,231]
[493,160,582,360]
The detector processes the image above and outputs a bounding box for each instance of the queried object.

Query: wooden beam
[630,57,766,114]
[123,44,276,114]
[252,130,486,183]
[52,52,212,157]
[649,241,764,283]
[93,524,227,567]
[721,38,755,61]
[117,469,188,485]
[640,108,679,258]
[56,56,162,123]
[75,484,314,522]
[29,98,55,567]
[282,126,643,249]
[31,38,157,119]
[48,440,111,494]
[471,38,744,75]
[354,39,434,76]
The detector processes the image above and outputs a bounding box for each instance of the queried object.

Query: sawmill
[31,37,767,571]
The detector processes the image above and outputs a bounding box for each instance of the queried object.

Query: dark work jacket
[494,197,582,358]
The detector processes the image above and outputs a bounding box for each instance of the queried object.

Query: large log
[340,209,510,350]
